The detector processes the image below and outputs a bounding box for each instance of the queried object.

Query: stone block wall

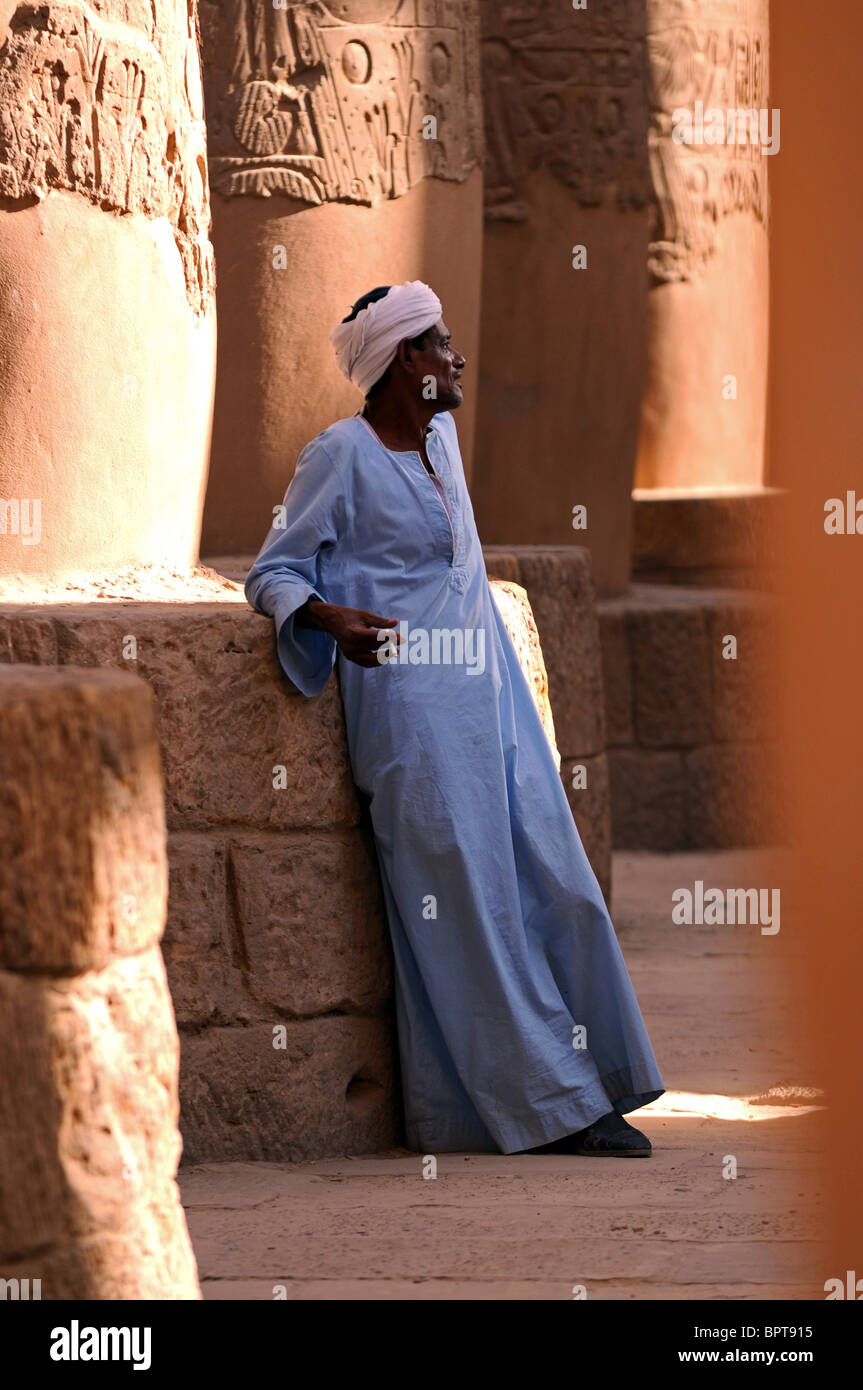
[597,585,786,851]
[0,549,609,1164]
[631,491,789,591]
[0,603,400,1165]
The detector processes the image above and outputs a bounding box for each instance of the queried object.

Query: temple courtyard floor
[180,848,826,1300]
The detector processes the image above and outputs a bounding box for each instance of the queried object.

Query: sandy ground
[180,848,826,1301]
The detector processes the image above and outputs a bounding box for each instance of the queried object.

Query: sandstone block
[228,830,393,1018]
[708,597,781,744]
[630,601,713,748]
[632,489,790,576]
[608,748,688,852]
[0,947,198,1298]
[164,834,247,1030]
[179,1016,399,1164]
[0,605,360,831]
[597,600,636,748]
[0,666,198,1297]
[484,546,605,758]
[0,666,165,974]
[483,551,521,585]
[685,742,784,849]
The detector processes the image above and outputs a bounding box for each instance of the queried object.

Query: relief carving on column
[0,0,215,312]
[647,0,769,284]
[479,0,650,222]
[201,0,482,204]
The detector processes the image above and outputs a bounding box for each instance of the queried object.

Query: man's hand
[297,599,400,669]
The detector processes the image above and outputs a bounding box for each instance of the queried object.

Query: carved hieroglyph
[201,0,482,203]
[0,0,215,312]
[479,0,650,220]
[647,0,770,283]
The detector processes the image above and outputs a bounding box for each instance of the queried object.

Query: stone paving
[181,849,825,1300]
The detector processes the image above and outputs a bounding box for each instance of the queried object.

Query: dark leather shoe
[528,1111,652,1157]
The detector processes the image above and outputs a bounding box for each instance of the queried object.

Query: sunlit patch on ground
[639,1088,825,1122]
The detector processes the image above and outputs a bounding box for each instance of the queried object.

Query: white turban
[329,280,442,396]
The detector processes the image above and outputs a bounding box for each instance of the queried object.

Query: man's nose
[453,348,466,368]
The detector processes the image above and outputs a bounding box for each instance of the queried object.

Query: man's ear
[394,338,416,373]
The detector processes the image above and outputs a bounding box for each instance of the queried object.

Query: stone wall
[0,545,609,1163]
[597,585,784,851]
[0,600,400,1164]
[0,666,199,1298]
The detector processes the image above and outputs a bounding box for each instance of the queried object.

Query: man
[245,281,664,1157]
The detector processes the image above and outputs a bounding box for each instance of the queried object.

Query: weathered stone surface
[0,666,165,974]
[473,1,650,594]
[0,0,214,311]
[0,945,199,1296]
[0,1217,198,1302]
[637,0,770,490]
[164,834,245,1030]
[202,0,483,205]
[228,830,392,1017]
[199,1,484,551]
[685,742,782,849]
[630,601,713,749]
[0,605,359,831]
[634,565,781,593]
[179,1016,399,1163]
[484,547,606,759]
[632,489,789,577]
[608,742,783,852]
[562,753,611,905]
[0,1,216,585]
[0,666,199,1296]
[482,550,520,585]
[597,600,635,748]
[607,748,688,853]
[600,585,782,850]
[708,598,780,744]
[490,578,560,769]
[0,615,59,664]
[133,608,358,832]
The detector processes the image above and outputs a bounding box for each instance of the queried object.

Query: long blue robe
[245,410,664,1153]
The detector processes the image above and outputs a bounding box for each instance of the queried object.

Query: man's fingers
[363,611,397,628]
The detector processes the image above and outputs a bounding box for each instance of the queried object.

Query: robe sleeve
[244,437,345,697]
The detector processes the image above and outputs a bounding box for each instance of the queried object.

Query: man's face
[413,319,466,410]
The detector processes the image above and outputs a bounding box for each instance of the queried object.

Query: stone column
[0,666,200,1299]
[0,0,216,584]
[469,0,651,597]
[199,0,484,555]
[636,0,771,491]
